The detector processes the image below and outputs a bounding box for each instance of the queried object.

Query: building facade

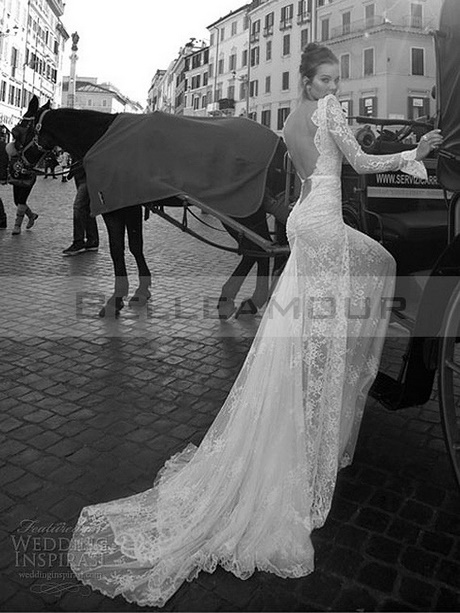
[183,43,209,117]
[61,76,143,114]
[0,0,68,129]
[150,0,443,133]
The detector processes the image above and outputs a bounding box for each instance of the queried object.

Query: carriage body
[333,0,460,488]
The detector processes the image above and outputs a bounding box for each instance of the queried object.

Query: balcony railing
[279,17,293,30]
[250,32,260,43]
[297,12,311,25]
[263,25,274,37]
[218,98,235,110]
[330,14,428,39]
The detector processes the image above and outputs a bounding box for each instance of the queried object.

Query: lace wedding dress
[69,94,427,607]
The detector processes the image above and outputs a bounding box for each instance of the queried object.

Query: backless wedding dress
[69,94,427,607]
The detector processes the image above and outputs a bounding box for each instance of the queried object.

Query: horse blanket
[83,112,281,218]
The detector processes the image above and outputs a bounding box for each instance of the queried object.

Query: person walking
[6,140,39,235]
[62,166,99,256]
[43,149,59,179]
[69,43,443,608]
[0,126,9,229]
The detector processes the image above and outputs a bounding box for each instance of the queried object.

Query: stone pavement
[1,178,460,612]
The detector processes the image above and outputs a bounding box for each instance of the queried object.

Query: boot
[12,204,27,235]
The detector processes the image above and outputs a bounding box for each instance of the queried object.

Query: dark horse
[13,96,289,318]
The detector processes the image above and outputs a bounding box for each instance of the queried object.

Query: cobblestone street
[1,177,460,612]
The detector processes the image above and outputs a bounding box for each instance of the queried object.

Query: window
[342,11,351,35]
[243,14,250,30]
[210,32,215,46]
[0,81,6,102]
[408,96,429,119]
[193,96,200,110]
[250,46,260,67]
[214,85,222,102]
[411,47,424,75]
[11,47,18,78]
[277,107,290,130]
[321,18,329,41]
[218,58,224,75]
[220,27,225,41]
[340,54,350,79]
[192,54,201,69]
[88,99,92,107]
[242,49,248,67]
[280,4,293,27]
[266,40,272,61]
[283,34,290,56]
[229,53,237,71]
[359,96,377,117]
[410,3,423,27]
[250,80,259,97]
[365,3,375,27]
[240,81,247,99]
[231,21,237,36]
[264,11,274,35]
[251,19,261,41]
[363,48,374,76]
[340,99,353,123]
[209,64,214,78]
[203,72,208,86]
[282,71,290,90]
[102,99,107,107]
[261,109,271,128]
[227,85,235,99]
[300,28,308,49]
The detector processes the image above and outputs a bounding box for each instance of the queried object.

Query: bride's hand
[415,129,443,160]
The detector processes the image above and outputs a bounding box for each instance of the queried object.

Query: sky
[61,0,246,106]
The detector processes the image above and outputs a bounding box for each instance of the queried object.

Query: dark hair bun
[299,43,338,80]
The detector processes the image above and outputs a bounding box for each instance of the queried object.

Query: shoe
[12,225,21,235]
[85,243,99,252]
[26,213,39,229]
[62,243,86,256]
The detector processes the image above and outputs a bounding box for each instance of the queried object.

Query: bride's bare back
[283,100,320,182]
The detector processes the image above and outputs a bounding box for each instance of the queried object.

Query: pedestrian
[0,125,9,229]
[59,150,71,182]
[6,139,39,236]
[62,166,99,256]
[69,43,443,608]
[43,149,58,179]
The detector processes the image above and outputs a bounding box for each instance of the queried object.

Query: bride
[69,43,442,607]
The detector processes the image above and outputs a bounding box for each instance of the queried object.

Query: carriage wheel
[438,280,460,491]
[342,203,362,231]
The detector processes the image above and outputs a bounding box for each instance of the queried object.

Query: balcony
[47,0,65,17]
[250,32,260,43]
[297,12,311,25]
[330,14,430,39]
[263,25,274,37]
[218,98,235,110]
[279,18,293,30]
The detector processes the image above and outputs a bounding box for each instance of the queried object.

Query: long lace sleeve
[324,95,427,180]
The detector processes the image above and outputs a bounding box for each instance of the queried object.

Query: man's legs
[64,178,97,255]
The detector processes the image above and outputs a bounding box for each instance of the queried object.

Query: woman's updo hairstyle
[300,43,338,82]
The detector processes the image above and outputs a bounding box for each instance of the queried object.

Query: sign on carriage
[367,159,447,200]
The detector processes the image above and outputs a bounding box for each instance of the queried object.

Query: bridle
[12,108,82,177]
[15,108,52,168]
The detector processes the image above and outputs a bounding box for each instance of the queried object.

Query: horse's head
[12,96,53,166]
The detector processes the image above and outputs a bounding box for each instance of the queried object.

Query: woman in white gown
[69,44,442,607]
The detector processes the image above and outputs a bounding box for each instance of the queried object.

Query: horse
[12,96,289,319]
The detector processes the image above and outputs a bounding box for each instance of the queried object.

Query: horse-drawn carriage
[10,0,460,488]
